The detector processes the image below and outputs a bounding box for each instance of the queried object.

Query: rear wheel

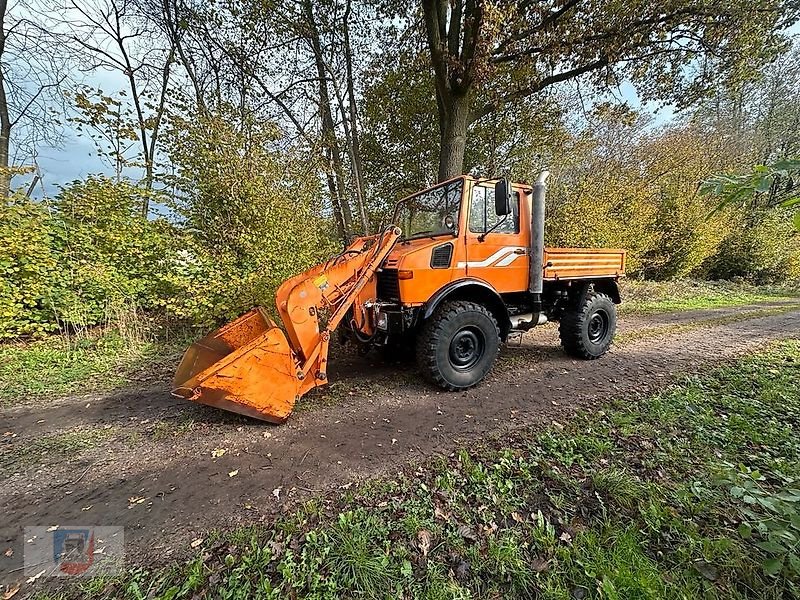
[559,292,616,359]
[417,301,500,391]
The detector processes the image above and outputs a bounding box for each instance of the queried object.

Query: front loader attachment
[172,308,302,423]
[172,227,402,424]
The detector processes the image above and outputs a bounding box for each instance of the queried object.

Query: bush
[545,121,733,279]
[704,210,800,282]
[163,107,338,324]
[1,177,178,338]
[0,195,62,338]
[52,176,176,327]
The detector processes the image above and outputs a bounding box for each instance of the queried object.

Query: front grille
[377,268,400,301]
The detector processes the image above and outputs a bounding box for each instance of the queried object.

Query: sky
[23,68,140,197]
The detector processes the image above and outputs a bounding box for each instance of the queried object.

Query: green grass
[621,279,800,314]
[35,340,800,599]
[0,328,190,406]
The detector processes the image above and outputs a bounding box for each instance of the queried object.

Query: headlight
[376,311,389,331]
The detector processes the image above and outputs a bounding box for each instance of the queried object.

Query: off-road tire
[559,292,616,359]
[417,300,501,391]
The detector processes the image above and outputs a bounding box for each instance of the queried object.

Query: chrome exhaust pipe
[510,312,548,331]
[529,170,549,324]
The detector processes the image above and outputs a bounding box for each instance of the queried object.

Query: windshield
[392,179,463,240]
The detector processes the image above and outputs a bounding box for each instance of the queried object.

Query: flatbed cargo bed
[543,247,626,280]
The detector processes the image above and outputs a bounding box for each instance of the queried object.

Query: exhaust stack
[529,171,549,321]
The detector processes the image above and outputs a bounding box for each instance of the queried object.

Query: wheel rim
[587,309,610,344]
[448,326,485,371]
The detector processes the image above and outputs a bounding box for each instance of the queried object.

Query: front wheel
[559,292,617,359]
[417,301,500,391]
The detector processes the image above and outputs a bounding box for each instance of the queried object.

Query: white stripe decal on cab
[457,246,526,268]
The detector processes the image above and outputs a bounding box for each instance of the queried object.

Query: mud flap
[172,308,302,423]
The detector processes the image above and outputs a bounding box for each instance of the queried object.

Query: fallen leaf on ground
[531,557,550,573]
[46,526,58,532]
[25,570,45,584]
[228,470,238,478]
[457,524,478,542]
[211,448,226,458]
[559,531,572,543]
[2,583,20,599]
[452,557,470,580]
[272,487,282,499]
[128,496,146,508]
[190,538,203,548]
[694,560,719,581]
[417,530,432,556]
[2,548,12,557]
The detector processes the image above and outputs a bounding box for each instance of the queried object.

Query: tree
[0,0,68,196]
[69,87,140,180]
[164,0,373,242]
[65,0,175,213]
[359,45,566,218]
[421,0,800,181]
[701,159,800,231]
[164,105,337,319]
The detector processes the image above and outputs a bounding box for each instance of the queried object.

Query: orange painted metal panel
[543,247,626,280]
[172,308,301,423]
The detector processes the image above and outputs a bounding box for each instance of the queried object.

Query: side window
[469,186,520,234]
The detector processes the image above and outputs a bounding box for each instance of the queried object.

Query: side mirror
[494,179,512,216]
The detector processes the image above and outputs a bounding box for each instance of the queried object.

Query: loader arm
[276,226,401,380]
[172,227,401,423]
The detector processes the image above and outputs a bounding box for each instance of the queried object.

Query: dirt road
[2,302,799,580]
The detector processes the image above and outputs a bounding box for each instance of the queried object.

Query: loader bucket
[172,308,302,423]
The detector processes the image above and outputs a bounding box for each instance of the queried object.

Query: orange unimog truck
[173,172,626,423]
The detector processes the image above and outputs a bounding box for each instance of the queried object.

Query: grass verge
[32,339,800,599]
[621,279,800,314]
[0,327,191,407]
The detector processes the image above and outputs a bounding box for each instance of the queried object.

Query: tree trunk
[0,0,10,197]
[303,0,353,242]
[437,92,470,181]
[143,45,175,216]
[324,160,347,240]
[0,73,10,198]
[343,0,369,234]
[422,0,478,182]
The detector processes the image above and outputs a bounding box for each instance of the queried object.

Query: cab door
[461,181,529,293]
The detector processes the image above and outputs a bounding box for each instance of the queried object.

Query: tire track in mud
[1,303,799,579]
